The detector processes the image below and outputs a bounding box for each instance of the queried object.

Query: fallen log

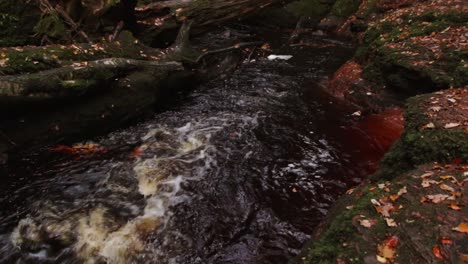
[135,0,293,42]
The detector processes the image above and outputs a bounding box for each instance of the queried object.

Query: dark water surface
[0,31,387,263]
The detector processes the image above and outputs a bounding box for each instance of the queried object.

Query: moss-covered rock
[375,88,468,181]
[355,2,468,91]
[329,0,361,18]
[297,163,467,264]
[0,0,41,47]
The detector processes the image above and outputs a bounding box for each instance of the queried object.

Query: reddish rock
[328,60,363,99]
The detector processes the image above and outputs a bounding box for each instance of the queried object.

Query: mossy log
[135,0,293,42]
[0,58,181,102]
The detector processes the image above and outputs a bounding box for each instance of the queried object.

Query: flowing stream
[0,29,397,264]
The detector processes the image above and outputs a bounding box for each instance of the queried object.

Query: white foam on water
[9,113,261,263]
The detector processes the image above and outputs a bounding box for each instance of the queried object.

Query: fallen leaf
[371,199,381,206]
[377,236,399,261]
[424,194,450,204]
[359,219,378,228]
[390,186,407,202]
[429,106,442,112]
[385,218,397,227]
[459,253,468,262]
[452,223,468,233]
[376,255,387,263]
[449,203,462,211]
[422,122,435,129]
[376,203,397,217]
[421,179,440,188]
[440,238,453,245]
[420,172,434,178]
[444,123,460,129]
[440,184,455,192]
[433,245,444,260]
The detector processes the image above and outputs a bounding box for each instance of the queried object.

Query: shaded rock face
[0,0,41,47]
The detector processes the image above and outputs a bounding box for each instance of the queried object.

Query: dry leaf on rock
[452,223,468,233]
[444,123,460,129]
[440,184,455,192]
[422,122,435,129]
[359,219,378,228]
[421,179,439,188]
[423,194,451,204]
[433,245,444,260]
[385,218,397,227]
[449,203,462,211]
[377,236,399,262]
[376,203,397,217]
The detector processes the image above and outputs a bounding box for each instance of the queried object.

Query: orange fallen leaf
[459,253,468,262]
[449,203,462,211]
[376,203,397,217]
[433,245,444,260]
[452,223,468,233]
[377,236,399,262]
[440,238,453,245]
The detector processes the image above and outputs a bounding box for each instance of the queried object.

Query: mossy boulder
[375,88,468,181]
[297,162,467,264]
[355,3,468,91]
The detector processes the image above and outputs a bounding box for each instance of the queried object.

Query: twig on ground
[195,42,263,63]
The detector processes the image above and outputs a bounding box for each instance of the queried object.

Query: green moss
[330,0,361,18]
[355,8,468,89]
[0,0,41,46]
[301,187,388,263]
[375,94,468,181]
[285,0,332,21]
[34,11,70,41]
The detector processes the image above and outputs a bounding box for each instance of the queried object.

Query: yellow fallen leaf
[376,255,387,263]
[440,184,455,192]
